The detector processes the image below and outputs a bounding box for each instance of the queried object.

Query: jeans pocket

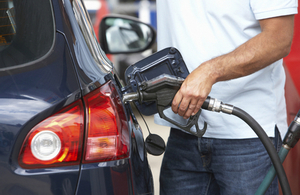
[274,125,282,152]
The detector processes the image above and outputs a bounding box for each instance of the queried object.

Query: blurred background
[83,1,169,194]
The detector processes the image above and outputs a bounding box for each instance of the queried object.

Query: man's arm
[172,15,295,119]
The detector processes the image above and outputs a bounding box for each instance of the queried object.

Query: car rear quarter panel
[0,31,82,194]
[53,0,154,194]
[0,0,153,194]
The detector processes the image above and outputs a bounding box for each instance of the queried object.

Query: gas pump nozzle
[123,74,207,137]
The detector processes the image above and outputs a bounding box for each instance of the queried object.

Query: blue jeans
[160,128,282,195]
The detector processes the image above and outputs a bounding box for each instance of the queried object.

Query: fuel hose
[256,110,300,195]
[202,97,292,195]
[232,107,291,195]
[255,146,289,195]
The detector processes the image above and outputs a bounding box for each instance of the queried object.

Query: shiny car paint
[0,0,153,194]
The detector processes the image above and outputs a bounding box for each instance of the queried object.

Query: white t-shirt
[154,0,298,139]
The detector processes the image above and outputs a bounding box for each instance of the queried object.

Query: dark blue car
[0,0,156,194]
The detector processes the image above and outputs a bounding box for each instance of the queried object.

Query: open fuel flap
[121,47,207,146]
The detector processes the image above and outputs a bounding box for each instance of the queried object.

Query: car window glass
[0,0,54,69]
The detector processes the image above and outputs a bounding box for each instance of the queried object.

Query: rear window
[0,0,54,69]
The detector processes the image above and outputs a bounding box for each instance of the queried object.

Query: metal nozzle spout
[122,92,139,103]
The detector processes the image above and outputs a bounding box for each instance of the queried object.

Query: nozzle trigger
[157,105,207,137]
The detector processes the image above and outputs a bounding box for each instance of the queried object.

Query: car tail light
[83,81,129,163]
[18,81,129,168]
[18,101,84,169]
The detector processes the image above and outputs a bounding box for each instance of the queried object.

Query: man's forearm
[172,15,295,118]
[204,15,295,84]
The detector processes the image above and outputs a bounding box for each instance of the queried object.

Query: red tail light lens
[18,80,129,168]
[83,81,129,163]
[18,101,84,169]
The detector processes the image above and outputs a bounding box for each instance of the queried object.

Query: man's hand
[171,62,216,119]
[171,15,294,119]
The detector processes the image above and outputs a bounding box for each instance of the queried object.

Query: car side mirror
[99,15,156,54]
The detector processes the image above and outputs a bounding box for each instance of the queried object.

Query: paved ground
[134,112,170,195]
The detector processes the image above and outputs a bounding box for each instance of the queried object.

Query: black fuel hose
[231,107,291,195]
[202,97,291,194]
